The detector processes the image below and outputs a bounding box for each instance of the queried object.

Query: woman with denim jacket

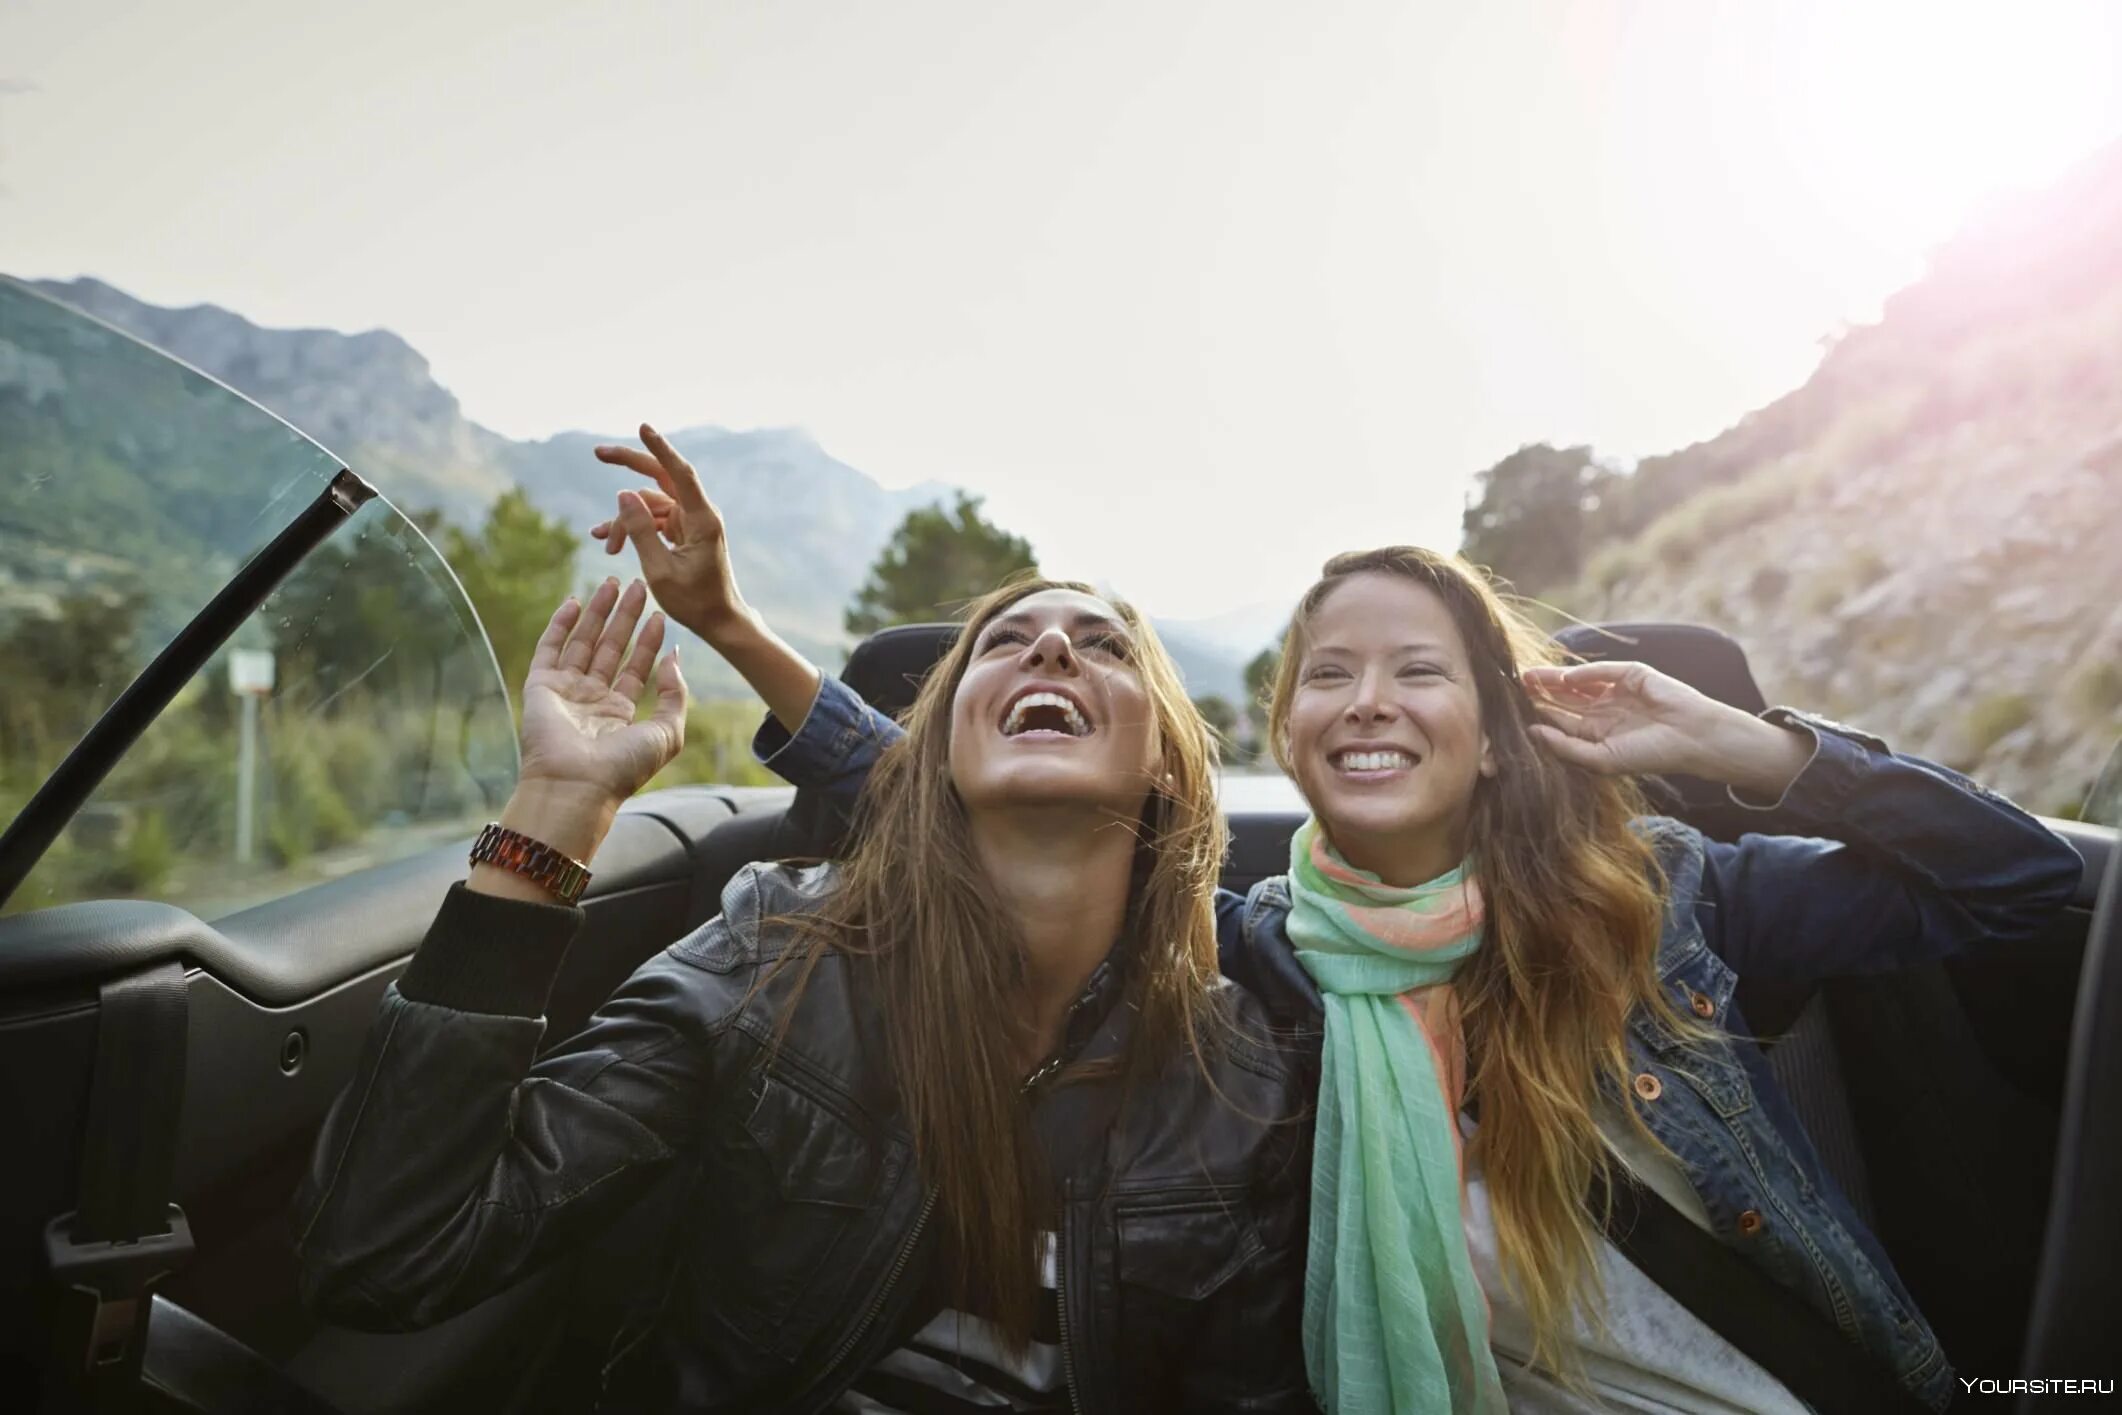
[592,437,2080,1412]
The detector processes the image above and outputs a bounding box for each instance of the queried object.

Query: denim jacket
[754,677,2084,1411]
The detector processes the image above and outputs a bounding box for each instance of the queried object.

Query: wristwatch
[470,823,592,905]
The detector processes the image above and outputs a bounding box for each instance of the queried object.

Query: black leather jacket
[293,862,1318,1413]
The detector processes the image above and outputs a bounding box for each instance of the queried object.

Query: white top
[1462,1113,1811,1414]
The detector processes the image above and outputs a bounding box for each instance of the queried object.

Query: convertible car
[1,277,2114,1413]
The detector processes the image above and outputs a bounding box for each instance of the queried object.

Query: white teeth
[1003,691,1090,737]
[1336,750,1414,772]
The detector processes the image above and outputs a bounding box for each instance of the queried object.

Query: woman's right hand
[517,577,688,804]
[473,579,688,897]
[591,423,750,643]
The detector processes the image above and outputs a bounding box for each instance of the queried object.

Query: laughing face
[947,588,1163,820]
[1284,572,1496,885]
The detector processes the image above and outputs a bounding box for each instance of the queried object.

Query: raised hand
[1522,660,1814,797]
[1522,660,1734,779]
[590,424,747,641]
[519,577,688,801]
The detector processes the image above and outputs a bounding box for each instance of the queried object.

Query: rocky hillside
[1557,146,2122,814]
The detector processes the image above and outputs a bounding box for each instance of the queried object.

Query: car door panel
[0,808,706,1406]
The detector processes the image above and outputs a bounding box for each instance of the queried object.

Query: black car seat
[2017,837,2121,1411]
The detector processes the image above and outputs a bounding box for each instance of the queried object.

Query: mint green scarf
[1287,818,1506,1414]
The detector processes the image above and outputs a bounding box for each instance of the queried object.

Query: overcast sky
[6,0,2121,619]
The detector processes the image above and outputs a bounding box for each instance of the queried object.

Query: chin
[1322,805,1429,846]
[969,761,1138,812]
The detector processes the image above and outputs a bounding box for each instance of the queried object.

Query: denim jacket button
[1737,1209,1764,1236]
[1689,991,1716,1018]
[1632,1072,1663,1101]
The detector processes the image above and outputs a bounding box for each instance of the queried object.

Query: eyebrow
[984,610,1130,638]
[1305,641,1451,658]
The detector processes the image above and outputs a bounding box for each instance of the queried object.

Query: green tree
[1192,693,1240,744]
[1242,637,1285,745]
[1459,443,1607,595]
[267,509,457,714]
[443,489,580,695]
[846,493,1037,635]
[0,581,149,790]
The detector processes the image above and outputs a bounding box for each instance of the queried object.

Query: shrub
[2067,659,2122,724]
[1641,515,1701,574]
[1583,542,1647,598]
[122,810,175,893]
[650,701,781,791]
[1799,574,1844,617]
[1961,694,2034,759]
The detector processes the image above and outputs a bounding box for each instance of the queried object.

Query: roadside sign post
[229,650,275,865]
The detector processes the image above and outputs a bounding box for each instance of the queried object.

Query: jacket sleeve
[1693,709,2084,983]
[291,883,750,1331]
[753,673,904,801]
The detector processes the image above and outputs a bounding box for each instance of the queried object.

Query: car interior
[1,600,2114,1414]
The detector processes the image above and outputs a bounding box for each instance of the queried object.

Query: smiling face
[947,587,1163,821]
[1283,572,1497,885]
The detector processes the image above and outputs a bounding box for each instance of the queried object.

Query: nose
[1021,626,1079,674]
[1343,666,1393,724]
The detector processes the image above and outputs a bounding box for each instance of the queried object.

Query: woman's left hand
[1522,660,1813,797]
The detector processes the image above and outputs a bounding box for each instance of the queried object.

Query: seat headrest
[1551,620,1775,833]
[1552,622,1767,715]
[840,622,960,719]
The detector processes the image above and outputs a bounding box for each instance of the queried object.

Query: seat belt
[1593,1167,1931,1415]
[42,960,194,1413]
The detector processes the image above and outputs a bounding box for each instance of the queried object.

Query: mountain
[1548,143,2122,814]
[1160,599,1294,666]
[26,276,519,522]
[18,277,1248,700]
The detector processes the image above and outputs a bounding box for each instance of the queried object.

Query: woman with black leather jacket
[293,553,1316,1412]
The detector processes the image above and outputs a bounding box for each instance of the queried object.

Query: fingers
[649,647,688,734]
[589,580,650,684]
[617,492,676,581]
[559,578,623,674]
[637,423,715,518]
[1529,721,1618,773]
[592,443,673,487]
[530,596,583,675]
[1525,661,1643,698]
[614,610,666,701]
[1529,700,1611,753]
[591,488,678,555]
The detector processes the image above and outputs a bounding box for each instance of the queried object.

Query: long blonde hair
[800,577,1230,1349]
[1268,545,1708,1373]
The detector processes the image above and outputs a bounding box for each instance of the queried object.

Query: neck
[1327,821,1463,888]
[970,805,1139,1070]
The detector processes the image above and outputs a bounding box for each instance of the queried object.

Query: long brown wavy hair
[799,576,1230,1350]
[1267,545,1710,1374]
